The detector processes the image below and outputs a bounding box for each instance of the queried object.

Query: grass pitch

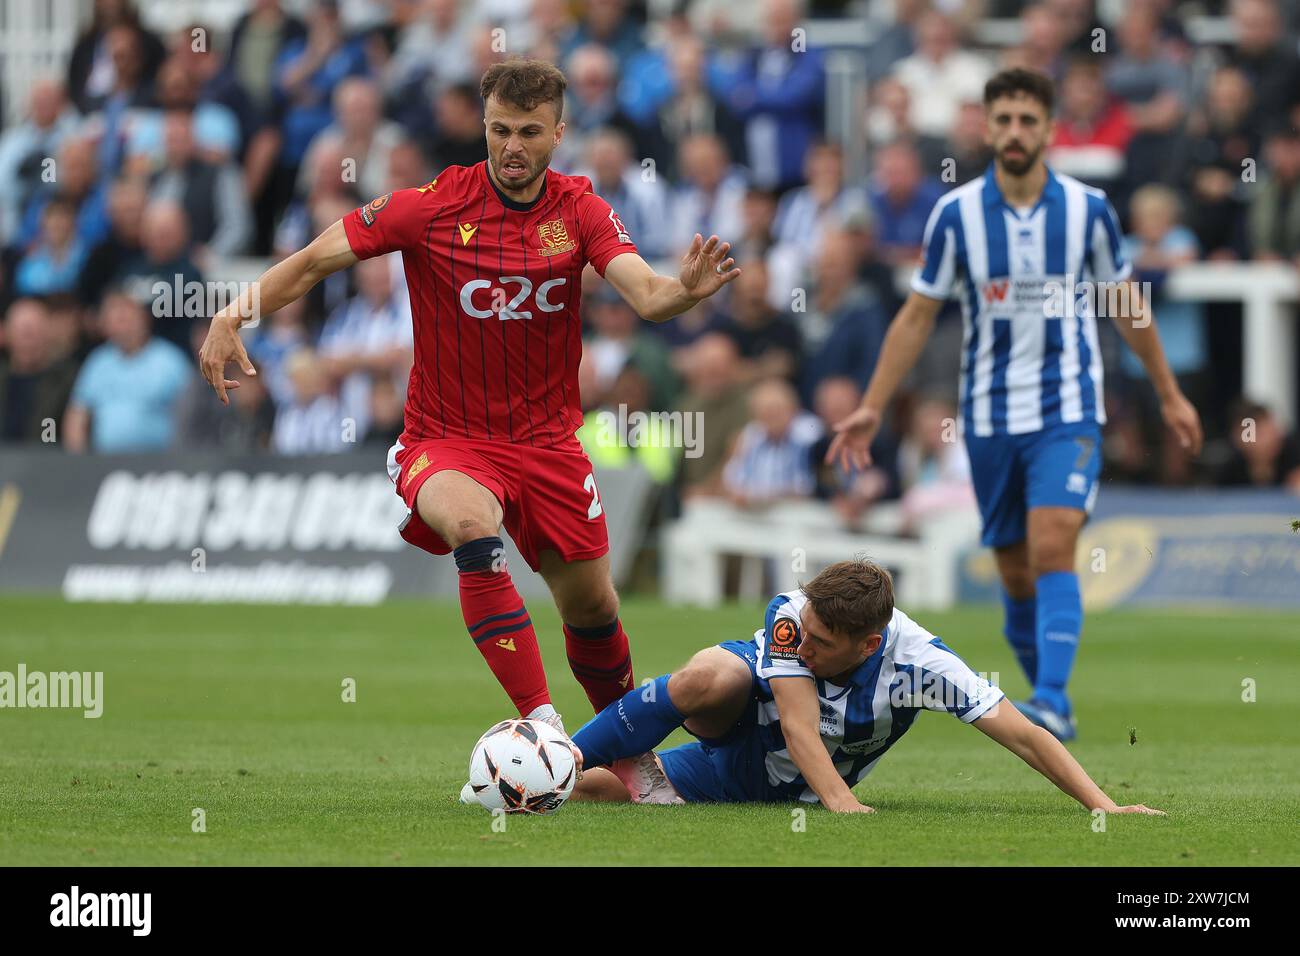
[1,596,1297,866]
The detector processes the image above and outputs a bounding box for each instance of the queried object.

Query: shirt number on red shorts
[583,473,603,519]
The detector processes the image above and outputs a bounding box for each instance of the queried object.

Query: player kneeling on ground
[568,560,1163,815]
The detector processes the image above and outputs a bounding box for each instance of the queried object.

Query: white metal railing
[1165,262,1300,428]
[0,0,82,125]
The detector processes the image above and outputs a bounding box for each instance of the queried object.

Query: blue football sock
[1033,571,1082,716]
[1002,591,1038,686]
[570,674,684,769]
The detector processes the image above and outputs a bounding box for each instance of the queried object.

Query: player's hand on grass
[1108,804,1166,816]
[199,314,257,405]
[826,405,883,471]
[1160,391,1203,455]
[829,800,876,814]
[679,233,740,301]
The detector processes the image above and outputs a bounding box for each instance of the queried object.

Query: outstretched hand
[199,315,257,405]
[679,233,740,301]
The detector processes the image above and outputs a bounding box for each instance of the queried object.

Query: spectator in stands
[270,1,369,229]
[1048,58,1133,194]
[867,139,945,267]
[1106,5,1189,211]
[670,133,747,254]
[578,128,672,260]
[363,376,406,450]
[616,6,693,128]
[168,21,265,162]
[767,140,872,301]
[809,375,892,528]
[66,0,165,115]
[1223,0,1300,132]
[0,299,79,444]
[583,285,679,412]
[721,377,823,507]
[1177,66,1256,259]
[317,254,414,439]
[227,0,307,116]
[555,45,642,172]
[63,290,191,453]
[716,0,826,192]
[891,9,992,141]
[1217,399,1300,493]
[14,199,88,298]
[1053,0,1106,52]
[1003,3,1068,87]
[386,140,432,193]
[386,0,476,102]
[78,172,147,308]
[424,83,488,172]
[895,393,976,532]
[731,186,778,265]
[942,99,995,187]
[115,199,204,355]
[249,295,310,410]
[15,137,111,256]
[843,207,905,321]
[175,322,273,452]
[300,77,407,204]
[559,0,644,69]
[799,227,890,404]
[124,57,242,175]
[1248,125,1300,264]
[274,140,355,257]
[0,80,79,249]
[271,348,349,454]
[519,0,578,66]
[865,0,926,84]
[643,35,745,183]
[771,141,870,259]
[84,22,159,180]
[1119,184,1209,486]
[676,333,751,499]
[710,259,802,383]
[149,110,253,261]
[862,76,947,172]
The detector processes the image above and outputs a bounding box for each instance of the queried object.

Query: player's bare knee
[559,588,619,628]
[668,650,747,715]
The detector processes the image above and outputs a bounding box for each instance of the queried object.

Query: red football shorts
[385,436,610,571]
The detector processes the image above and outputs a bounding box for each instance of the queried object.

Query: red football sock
[563,619,634,712]
[459,569,551,716]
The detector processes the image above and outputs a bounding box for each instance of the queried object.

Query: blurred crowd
[0,0,1298,521]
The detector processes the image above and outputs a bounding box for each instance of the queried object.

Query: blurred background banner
[0,449,656,603]
[959,487,1300,608]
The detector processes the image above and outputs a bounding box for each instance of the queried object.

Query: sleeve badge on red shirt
[360,192,392,227]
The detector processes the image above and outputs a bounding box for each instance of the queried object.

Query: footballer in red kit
[198,58,741,778]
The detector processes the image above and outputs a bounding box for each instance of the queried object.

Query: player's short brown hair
[480,58,567,122]
[983,67,1055,115]
[801,559,895,637]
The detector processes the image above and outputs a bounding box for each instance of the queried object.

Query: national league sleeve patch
[768,616,801,661]
[360,192,392,228]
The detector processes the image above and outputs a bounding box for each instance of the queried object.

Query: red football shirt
[341,161,639,447]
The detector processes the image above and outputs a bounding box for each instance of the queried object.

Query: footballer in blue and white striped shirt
[827,69,1203,741]
[568,560,1163,815]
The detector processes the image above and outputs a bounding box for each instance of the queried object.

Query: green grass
[1,597,1296,866]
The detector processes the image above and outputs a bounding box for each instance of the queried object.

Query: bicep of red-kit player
[575,191,639,276]
[341,187,429,260]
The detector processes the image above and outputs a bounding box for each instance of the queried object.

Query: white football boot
[611,752,684,805]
